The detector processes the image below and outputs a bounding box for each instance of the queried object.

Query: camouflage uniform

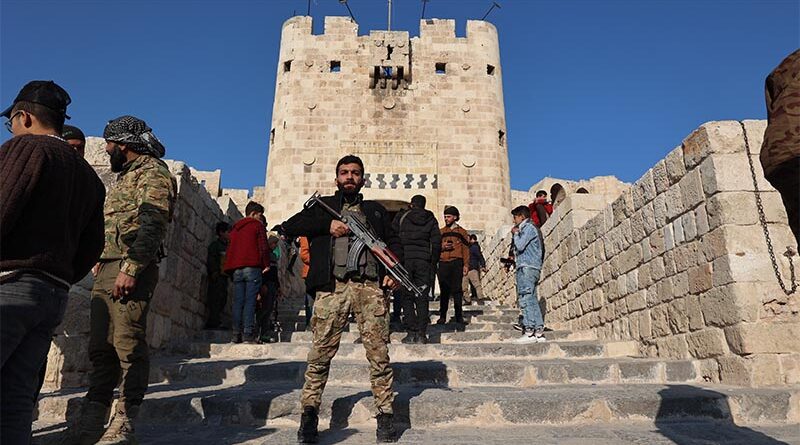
[761,49,800,246]
[86,155,176,410]
[302,280,393,412]
[205,238,229,328]
[282,193,398,415]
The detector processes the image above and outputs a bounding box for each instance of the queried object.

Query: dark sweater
[0,134,106,284]
[281,191,401,293]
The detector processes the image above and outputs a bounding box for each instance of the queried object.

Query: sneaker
[435,318,446,325]
[230,332,242,344]
[512,328,539,344]
[417,333,429,344]
[512,323,524,332]
[376,412,398,443]
[297,406,319,444]
[533,326,547,343]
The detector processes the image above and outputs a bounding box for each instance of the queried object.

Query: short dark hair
[511,205,531,219]
[335,154,364,174]
[536,190,547,198]
[215,222,230,235]
[469,234,478,241]
[12,101,65,133]
[245,201,264,216]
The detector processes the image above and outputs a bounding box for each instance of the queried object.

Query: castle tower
[264,16,511,233]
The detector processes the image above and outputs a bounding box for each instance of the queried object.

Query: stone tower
[264,16,511,233]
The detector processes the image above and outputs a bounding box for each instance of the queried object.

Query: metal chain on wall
[739,121,797,295]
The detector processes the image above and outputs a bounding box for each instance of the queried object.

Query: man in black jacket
[393,195,441,344]
[282,155,400,444]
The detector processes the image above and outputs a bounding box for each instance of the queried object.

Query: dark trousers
[766,157,800,248]
[205,276,228,329]
[257,280,279,338]
[400,259,433,333]
[87,260,158,409]
[0,273,68,444]
[438,259,465,323]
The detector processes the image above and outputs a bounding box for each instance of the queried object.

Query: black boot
[376,412,398,443]
[297,406,319,444]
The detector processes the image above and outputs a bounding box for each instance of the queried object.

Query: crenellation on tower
[264,16,511,232]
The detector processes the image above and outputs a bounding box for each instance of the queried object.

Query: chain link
[739,121,797,295]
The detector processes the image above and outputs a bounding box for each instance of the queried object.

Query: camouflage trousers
[301,280,394,414]
[86,259,158,409]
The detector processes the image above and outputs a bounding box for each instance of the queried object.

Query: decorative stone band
[364,173,438,189]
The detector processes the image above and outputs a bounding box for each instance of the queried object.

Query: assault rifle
[303,191,428,299]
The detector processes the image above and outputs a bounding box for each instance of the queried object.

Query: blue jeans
[232,267,261,335]
[516,266,544,329]
[0,273,68,444]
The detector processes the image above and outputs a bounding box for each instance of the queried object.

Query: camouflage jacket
[761,49,800,177]
[101,155,177,277]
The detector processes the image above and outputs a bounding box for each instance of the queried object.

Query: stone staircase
[33,299,800,444]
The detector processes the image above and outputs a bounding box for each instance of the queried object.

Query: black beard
[336,181,362,197]
[109,146,127,172]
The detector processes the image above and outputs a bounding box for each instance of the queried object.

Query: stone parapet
[483,120,799,386]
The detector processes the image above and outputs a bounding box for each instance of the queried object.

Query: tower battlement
[264,16,510,232]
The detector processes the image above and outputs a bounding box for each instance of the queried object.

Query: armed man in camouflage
[281,155,401,444]
[64,116,176,445]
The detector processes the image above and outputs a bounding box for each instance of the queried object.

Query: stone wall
[485,120,799,387]
[190,168,222,197]
[44,139,241,389]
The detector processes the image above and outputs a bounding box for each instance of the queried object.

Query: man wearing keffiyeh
[64,115,176,445]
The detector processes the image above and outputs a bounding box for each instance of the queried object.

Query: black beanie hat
[444,206,460,217]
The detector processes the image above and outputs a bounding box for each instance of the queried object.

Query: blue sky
[1,0,797,192]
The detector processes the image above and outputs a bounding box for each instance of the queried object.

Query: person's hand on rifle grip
[330,220,349,238]
[382,275,399,290]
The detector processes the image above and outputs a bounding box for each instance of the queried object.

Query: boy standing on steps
[509,206,546,344]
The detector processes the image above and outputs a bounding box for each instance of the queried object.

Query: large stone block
[681,121,745,169]
[724,322,800,355]
[685,328,729,359]
[701,282,761,327]
[655,334,689,359]
[749,354,783,387]
[664,146,686,185]
[679,169,704,211]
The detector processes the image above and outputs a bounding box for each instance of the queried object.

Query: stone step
[173,339,639,361]
[194,328,581,345]
[286,329,576,344]
[36,383,800,427]
[32,419,800,444]
[151,357,700,388]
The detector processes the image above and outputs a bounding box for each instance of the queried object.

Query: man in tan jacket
[437,206,470,330]
[760,49,800,247]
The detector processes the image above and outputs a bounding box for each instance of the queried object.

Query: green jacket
[101,155,177,277]
[207,238,228,280]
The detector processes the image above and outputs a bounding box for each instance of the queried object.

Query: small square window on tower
[283,60,292,72]
[435,63,446,74]
[330,61,341,73]
[487,64,496,75]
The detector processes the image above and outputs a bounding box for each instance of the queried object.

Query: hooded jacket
[281,191,401,293]
[761,49,800,177]
[392,207,442,263]
[223,217,269,273]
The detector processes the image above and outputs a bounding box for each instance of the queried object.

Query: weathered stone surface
[724,323,800,355]
[686,328,729,359]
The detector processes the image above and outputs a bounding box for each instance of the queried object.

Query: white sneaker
[512,331,538,344]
